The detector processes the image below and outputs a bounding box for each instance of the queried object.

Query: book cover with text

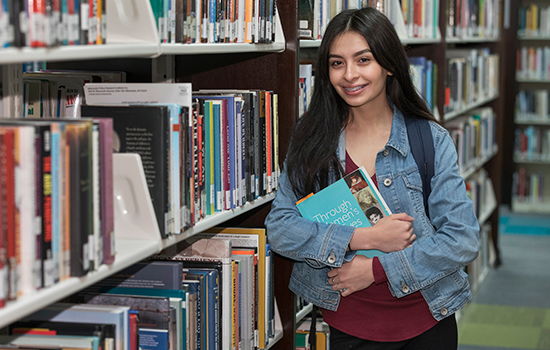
[296,166,391,258]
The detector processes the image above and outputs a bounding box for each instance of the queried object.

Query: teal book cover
[296,167,391,258]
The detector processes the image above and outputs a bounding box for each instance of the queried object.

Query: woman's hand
[328,255,373,297]
[350,213,415,253]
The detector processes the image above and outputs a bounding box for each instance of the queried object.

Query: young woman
[265,7,479,349]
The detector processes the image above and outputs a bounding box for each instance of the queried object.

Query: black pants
[329,314,457,350]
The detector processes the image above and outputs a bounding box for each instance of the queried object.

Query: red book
[265,91,272,193]
[413,0,421,37]
[12,328,57,335]
[129,312,138,350]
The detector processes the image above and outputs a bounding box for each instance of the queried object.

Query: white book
[232,253,254,350]
[17,126,36,296]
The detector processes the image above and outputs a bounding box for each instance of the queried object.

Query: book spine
[253,93,260,199]
[193,103,200,222]
[51,124,61,283]
[18,127,37,296]
[239,99,246,206]
[198,108,206,220]
[39,127,54,286]
[222,100,230,210]
[243,95,252,202]
[0,132,8,306]
[259,91,266,196]
[181,106,190,230]
[213,103,222,212]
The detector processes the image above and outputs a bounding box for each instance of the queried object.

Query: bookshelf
[510,1,550,215]
[0,0,299,347]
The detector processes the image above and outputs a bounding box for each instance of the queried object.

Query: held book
[296,166,392,258]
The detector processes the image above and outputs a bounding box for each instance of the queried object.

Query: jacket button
[401,282,410,293]
[441,308,448,316]
[384,178,392,187]
[383,148,390,157]
[327,252,336,264]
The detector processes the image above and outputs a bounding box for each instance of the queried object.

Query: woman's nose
[344,64,358,81]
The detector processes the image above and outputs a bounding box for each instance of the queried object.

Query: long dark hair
[286,7,437,198]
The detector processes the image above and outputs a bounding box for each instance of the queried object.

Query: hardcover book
[296,166,392,258]
[81,104,171,238]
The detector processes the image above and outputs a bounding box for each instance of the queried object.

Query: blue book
[296,167,392,258]
[184,268,220,350]
[425,59,433,111]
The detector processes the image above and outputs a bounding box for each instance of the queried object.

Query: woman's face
[328,31,391,110]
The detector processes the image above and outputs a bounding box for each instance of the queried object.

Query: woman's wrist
[351,226,379,251]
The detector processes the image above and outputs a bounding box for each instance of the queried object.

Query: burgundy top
[321,152,438,342]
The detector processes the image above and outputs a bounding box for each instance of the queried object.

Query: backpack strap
[405,118,435,219]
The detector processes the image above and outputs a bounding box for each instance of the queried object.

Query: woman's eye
[330,61,342,66]
[359,57,370,63]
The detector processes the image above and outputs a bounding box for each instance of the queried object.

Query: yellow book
[531,4,539,34]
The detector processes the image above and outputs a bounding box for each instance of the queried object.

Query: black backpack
[405,117,435,219]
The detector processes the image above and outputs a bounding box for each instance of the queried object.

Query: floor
[457,206,550,350]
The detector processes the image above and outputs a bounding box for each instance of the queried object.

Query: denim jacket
[264,107,480,321]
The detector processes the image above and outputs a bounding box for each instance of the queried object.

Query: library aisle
[457,206,550,350]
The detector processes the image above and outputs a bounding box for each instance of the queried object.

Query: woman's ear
[387,71,394,76]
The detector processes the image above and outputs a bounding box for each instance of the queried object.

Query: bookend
[113,153,162,244]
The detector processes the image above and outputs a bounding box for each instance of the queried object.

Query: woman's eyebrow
[328,48,372,59]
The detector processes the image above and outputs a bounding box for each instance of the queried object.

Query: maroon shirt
[321,152,438,342]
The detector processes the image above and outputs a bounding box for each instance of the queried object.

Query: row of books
[0,0,106,48]
[517,3,550,38]
[401,0,439,39]
[0,118,115,307]
[446,107,497,175]
[516,46,550,81]
[515,89,550,123]
[81,83,279,237]
[0,228,276,350]
[444,48,499,115]
[514,125,550,162]
[153,0,278,44]
[0,68,126,119]
[513,167,545,202]
[464,168,495,221]
[466,222,491,292]
[408,56,438,115]
[298,0,433,41]
[445,0,500,40]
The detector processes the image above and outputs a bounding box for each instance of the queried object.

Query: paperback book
[296,166,391,258]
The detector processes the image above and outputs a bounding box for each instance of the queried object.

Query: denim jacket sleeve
[265,164,357,269]
[378,124,480,298]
